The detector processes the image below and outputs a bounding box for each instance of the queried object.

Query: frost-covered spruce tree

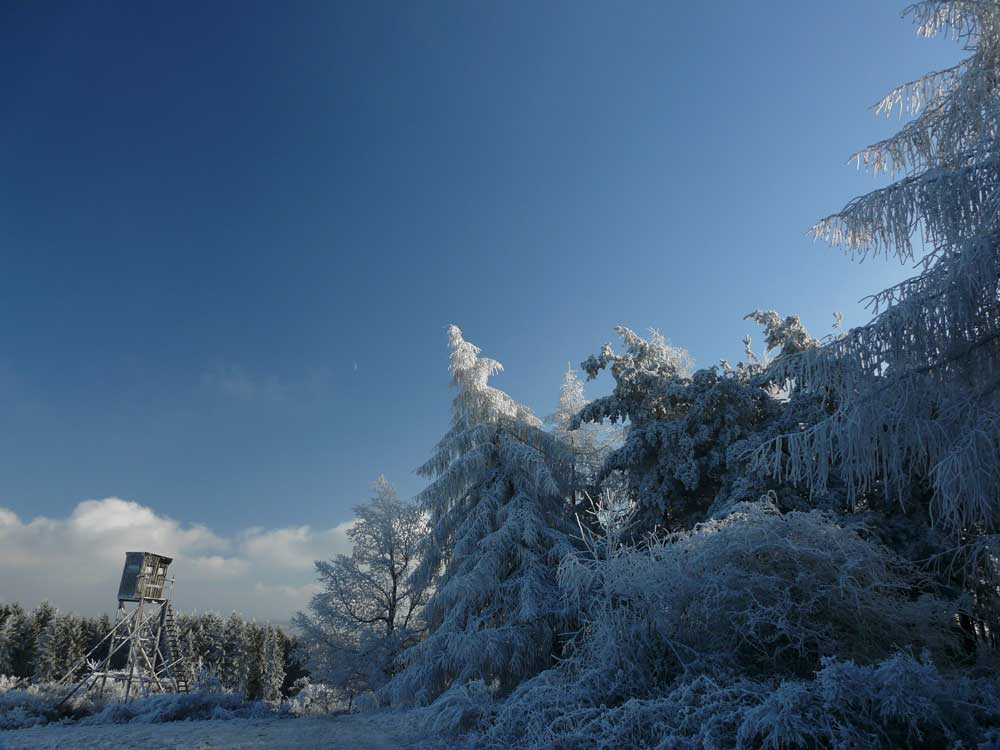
[0,617,15,677]
[1,605,33,680]
[243,623,266,701]
[27,601,55,679]
[261,624,285,703]
[753,1,1000,644]
[390,325,575,705]
[220,612,250,696]
[575,325,825,532]
[547,365,618,506]
[32,620,58,683]
[82,614,112,668]
[182,611,225,678]
[53,615,84,681]
[32,615,81,684]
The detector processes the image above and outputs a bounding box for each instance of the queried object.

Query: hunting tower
[59,551,191,705]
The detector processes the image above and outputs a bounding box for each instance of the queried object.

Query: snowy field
[0,711,422,750]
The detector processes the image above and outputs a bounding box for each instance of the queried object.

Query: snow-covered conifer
[575,326,817,531]
[547,365,618,505]
[186,611,225,677]
[32,618,58,683]
[261,625,285,703]
[55,615,84,681]
[0,618,14,677]
[81,615,111,666]
[752,1,1000,642]
[28,601,55,679]
[220,612,249,696]
[1,605,33,680]
[32,613,84,683]
[390,325,575,705]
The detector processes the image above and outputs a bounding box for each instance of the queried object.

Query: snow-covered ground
[1,710,423,749]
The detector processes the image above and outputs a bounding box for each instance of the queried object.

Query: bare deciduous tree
[295,476,430,705]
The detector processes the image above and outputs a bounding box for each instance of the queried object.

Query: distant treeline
[0,602,307,700]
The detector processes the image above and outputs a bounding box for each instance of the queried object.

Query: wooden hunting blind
[59,551,190,705]
[118,551,173,602]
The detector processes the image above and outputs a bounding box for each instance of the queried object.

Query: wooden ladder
[162,603,190,693]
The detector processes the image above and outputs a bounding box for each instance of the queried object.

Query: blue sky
[0,2,962,546]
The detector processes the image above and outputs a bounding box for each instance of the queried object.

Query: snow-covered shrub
[560,499,958,694]
[477,653,1000,750]
[0,682,285,730]
[418,680,494,737]
[739,653,1000,750]
[0,680,120,730]
[0,681,110,729]
[0,684,63,730]
[76,689,281,726]
[191,666,225,693]
[288,678,344,716]
[352,690,382,713]
[479,669,764,750]
[437,498,975,748]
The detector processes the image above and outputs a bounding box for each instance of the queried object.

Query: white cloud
[187,555,252,580]
[0,498,353,623]
[239,523,353,572]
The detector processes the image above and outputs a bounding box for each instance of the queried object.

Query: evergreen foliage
[388,325,575,705]
[575,325,826,533]
[260,624,285,703]
[751,0,1000,647]
[0,602,294,704]
[547,365,619,505]
[219,612,250,697]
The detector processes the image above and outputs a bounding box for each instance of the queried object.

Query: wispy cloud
[199,363,337,403]
[0,498,353,621]
[200,363,287,401]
